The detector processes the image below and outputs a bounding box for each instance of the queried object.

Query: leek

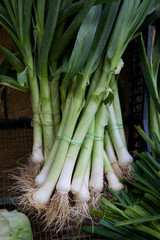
[0,0,155,232]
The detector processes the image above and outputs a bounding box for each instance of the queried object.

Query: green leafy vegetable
[0,209,33,240]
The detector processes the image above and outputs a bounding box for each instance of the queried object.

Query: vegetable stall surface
[0,0,155,234]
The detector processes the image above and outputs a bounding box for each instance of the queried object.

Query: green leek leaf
[115,215,160,227]
[59,0,119,24]
[38,0,61,78]
[0,45,24,72]
[3,0,18,32]
[17,68,28,87]
[139,33,160,113]
[0,21,23,55]
[99,220,146,240]
[0,75,29,92]
[82,225,130,240]
[0,3,15,31]
[84,1,120,77]
[22,0,32,55]
[18,0,23,44]
[51,0,97,62]
[61,5,101,100]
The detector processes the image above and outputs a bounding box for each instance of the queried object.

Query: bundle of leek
[0,0,155,231]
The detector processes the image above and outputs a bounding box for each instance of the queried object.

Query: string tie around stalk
[33,111,60,126]
[106,123,124,132]
[33,111,53,114]
[33,111,60,115]
[31,120,54,127]
[85,133,104,142]
[56,136,82,147]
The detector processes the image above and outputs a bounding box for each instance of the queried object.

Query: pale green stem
[149,95,160,140]
[104,130,123,178]
[34,92,72,186]
[104,150,114,172]
[85,64,102,106]
[39,76,54,159]
[55,71,110,195]
[104,150,124,193]
[33,83,85,204]
[71,118,95,195]
[50,75,61,136]
[112,80,127,147]
[33,69,110,204]
[25,58,43,164]
[89,103,107,192]
[74,158,91,202]
[53,71,112,196]
[107,103,133,171]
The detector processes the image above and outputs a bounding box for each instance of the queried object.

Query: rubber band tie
[56,136,82,147]
[107,123,123,132]
[85,133,104,142]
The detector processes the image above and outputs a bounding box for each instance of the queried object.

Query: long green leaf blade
[101,197,130,219]
[82,226,130,240]
[139,33,160,113]
[0,75,29,92]
[51,0,97,61]
[18,0,23,44]
[0,45,24,72]
[99,220,146,240]
[23,0,33,55]
[3,0,18,32]
[38,0,61,76]
[0,3,15,31]
[61,5,101,98]
[59,0,120,24]
[115,215,160,227]
[0,21,23,54]
[84,1,120,76]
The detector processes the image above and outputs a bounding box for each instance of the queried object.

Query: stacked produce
[0,0,155,232]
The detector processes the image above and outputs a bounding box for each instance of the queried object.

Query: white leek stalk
[71,159,91,224]
[104,131,123,178]
[50,75,61,136]
[112,79,127,147]
[74,159,91,203]
[27,62,44,165]
[34,94,72,186]
[33,83,85,204]
[149,96,160,140]
[104,150,123,193]
[55,71,112,199]
[71,119,95,195]
[107,103,133,171]
[89,103,107,192]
